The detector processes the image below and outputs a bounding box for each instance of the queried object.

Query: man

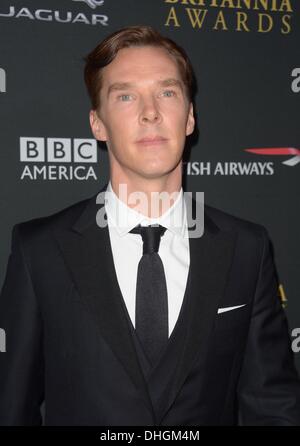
[0,25,300,426]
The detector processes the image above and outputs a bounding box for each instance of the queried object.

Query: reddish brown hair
[84,25,195,110]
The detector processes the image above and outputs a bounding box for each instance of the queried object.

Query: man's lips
[136,136,168,145]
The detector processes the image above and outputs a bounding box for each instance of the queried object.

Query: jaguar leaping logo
[72,0,104,9]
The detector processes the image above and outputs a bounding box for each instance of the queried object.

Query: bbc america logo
[20,137,98,181]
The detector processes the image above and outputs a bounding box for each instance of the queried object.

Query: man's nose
[139,97,162,125]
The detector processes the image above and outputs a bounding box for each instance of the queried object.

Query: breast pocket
[213,303,251,353]
[215,303,250,330]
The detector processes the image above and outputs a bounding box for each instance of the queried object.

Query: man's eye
[162,90,176,97]
[118,94,132,101]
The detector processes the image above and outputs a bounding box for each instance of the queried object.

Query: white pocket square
[217,304,247,314]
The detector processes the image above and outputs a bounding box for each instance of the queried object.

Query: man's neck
[110,177,182,219]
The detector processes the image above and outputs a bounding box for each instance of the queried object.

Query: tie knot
[130,224,167,254]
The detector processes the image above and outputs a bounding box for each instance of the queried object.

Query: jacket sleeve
[0,224,44,426]
[237,227,300,425]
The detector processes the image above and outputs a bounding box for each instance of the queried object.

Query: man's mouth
[136,136,168,146]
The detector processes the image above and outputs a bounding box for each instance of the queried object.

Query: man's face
[90,45,195,183]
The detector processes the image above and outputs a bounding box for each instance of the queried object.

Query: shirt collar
[104,180,187,238]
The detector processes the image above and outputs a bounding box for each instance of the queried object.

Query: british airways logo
[245,147,300,167]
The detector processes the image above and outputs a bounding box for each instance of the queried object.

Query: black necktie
[130,224,168,366]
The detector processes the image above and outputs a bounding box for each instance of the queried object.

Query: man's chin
[137,167,178,180]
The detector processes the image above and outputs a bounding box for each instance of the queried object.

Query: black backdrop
[0,0,299,374]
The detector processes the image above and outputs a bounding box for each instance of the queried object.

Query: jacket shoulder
[11,193,96,242]
[204,203,268,240]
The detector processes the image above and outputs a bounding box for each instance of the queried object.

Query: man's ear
[89,109,107,141]
[186,103,195,136]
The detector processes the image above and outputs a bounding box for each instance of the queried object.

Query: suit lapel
[53,185,155,416]
[53,185,237,424]
[155,194,237,423]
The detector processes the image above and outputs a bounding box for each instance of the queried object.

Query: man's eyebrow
[107,82,135,96]
[157,78,183,90]
[107,78,184,96]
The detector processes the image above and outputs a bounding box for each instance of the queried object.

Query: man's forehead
[101,46,181,84]
[111,45,177,63]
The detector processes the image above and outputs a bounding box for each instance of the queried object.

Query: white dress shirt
[104,181,190,338]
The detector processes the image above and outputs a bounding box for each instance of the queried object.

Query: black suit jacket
[0,184,300,426]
